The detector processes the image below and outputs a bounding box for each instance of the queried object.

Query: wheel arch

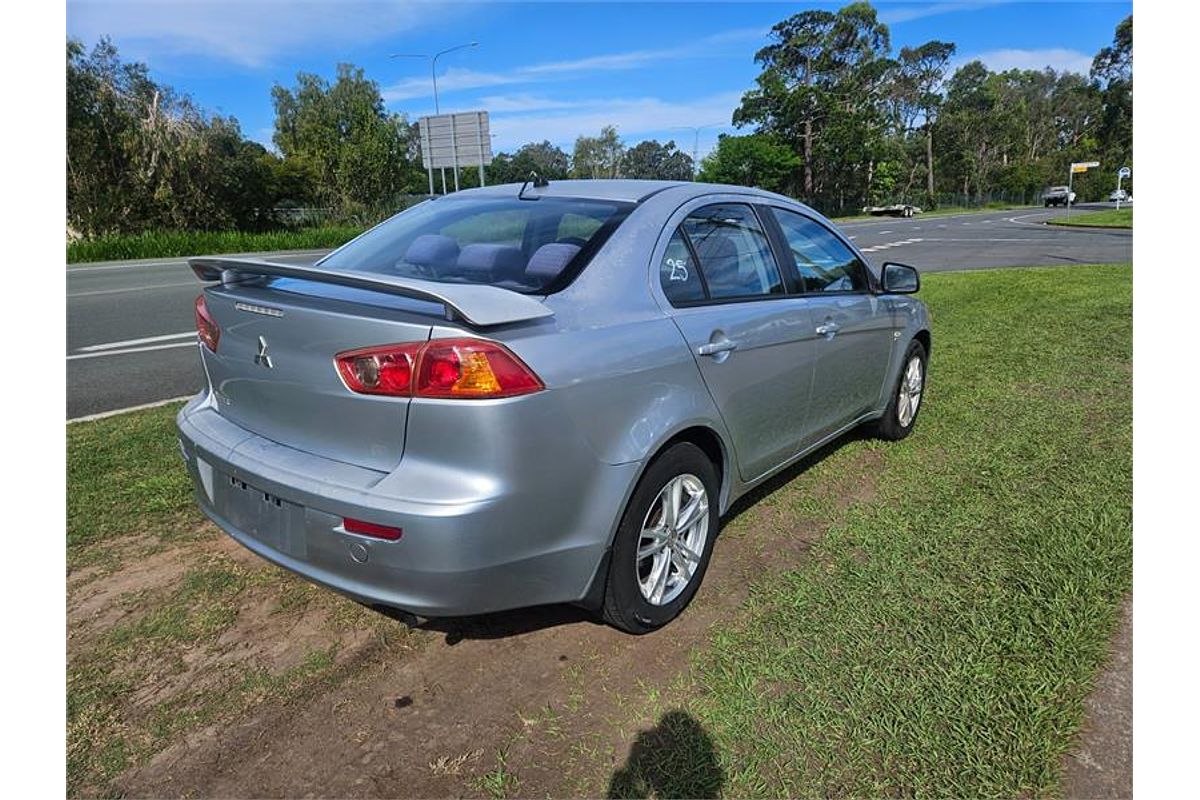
[577,422,731,613]
[914,328,931,356]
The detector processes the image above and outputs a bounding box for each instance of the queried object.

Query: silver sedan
[178,179,930,633]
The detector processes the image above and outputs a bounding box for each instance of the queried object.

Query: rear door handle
[697,340,738,357]
[815,321,840,337]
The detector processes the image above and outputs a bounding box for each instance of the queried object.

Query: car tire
[602,442,720,634]
[871,340,928,442]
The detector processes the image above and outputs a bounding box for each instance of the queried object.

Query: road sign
[1118,166,1131,178]
[1065,161,1099,218]
[418,112,493,169]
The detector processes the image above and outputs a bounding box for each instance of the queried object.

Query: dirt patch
[1061,596,1132,799]
[116,445,866,798]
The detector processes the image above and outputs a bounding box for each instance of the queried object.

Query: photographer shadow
[607,709,725,799]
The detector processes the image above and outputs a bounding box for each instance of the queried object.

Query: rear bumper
[177,393,639,617]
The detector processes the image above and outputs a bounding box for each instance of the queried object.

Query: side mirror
[881,262,920,294]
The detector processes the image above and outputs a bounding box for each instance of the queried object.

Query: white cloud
[382,28,768,102]
[475,94,587,113]
[67,0,455,67]
[475,91,744,153]
[878,1,1012,25]
[963,47,1095,77]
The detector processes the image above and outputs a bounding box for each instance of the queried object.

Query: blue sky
[67,1,1132,157]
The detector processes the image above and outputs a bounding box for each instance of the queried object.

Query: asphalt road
[66,204,1131,419]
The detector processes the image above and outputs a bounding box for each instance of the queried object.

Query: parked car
[1042,186,1076,207]
[1108,189,1130,203]
[179,180,931,633]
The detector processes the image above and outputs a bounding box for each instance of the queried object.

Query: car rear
[177,192,642,616]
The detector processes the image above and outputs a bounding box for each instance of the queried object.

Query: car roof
[449,179,798,205]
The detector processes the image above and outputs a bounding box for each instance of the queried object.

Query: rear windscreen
[318,196,632,293]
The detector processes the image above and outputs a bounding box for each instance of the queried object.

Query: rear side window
[318,196,631,293]
[659,230,705,304]
[770,208,869,293]
[658,203,785,305]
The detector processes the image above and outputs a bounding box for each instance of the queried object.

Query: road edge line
[68,395,193,425]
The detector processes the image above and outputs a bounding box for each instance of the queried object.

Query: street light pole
[391,42,479,193]
[671,123,727,179]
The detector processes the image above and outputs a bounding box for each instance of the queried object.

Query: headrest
[457,244,526,281]
[405,234,460,268]
[526,243,581,283]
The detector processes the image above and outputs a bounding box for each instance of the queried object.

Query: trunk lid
[201,279,435,473]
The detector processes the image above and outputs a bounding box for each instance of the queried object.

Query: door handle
[697,340,738,357]
[815,321,840,337]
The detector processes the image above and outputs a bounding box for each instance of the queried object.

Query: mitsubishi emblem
[254,336,274,369]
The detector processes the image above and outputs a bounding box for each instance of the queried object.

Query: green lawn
[659,263,1132,798]
[67,264,1132,798]
[66,225,366,264]
[1048,207,1132,228]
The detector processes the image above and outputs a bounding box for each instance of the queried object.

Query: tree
[67,37,278,235]
[697,133,801,194]
[272,65,423,212]
[896,40,955,203]
[572,125,625,178]
[734,2,895,211]
[489,140,571,183]
[621,140,694,180]
[1092,15,1132,185]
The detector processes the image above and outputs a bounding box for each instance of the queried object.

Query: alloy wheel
[636,474,709,606]
[897,355,924,427]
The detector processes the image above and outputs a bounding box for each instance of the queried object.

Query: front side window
[770,208,869,293]
[658,203,784,305]
[318,196,631,293]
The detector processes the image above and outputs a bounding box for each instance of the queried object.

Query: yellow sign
[1071,165,1089,173]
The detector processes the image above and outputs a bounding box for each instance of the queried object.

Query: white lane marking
[69,281,198,298]
[67,341,197,361]
[77,331,196,352]
[68,395,194,424]
[878,230,893,234]
[860,238,923,253]
[848,235,857,240]
[910,226,921,230]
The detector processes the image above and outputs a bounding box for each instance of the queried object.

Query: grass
[1048,207,1132,228]
[66,225,366,264]
[66,402,201,568]
[66,403,415,797]
[641,263,1132,798]
[65,263,1131,798]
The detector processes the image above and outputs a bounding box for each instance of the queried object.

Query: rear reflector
[334,338,543,399]
[195,295,220,352]
[343,517,403,541]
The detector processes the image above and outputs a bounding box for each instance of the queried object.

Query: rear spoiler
[188,257,554,328]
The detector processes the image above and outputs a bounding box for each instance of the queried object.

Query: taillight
[414,339,543,398]
[195,295,220,352]
[335,343,422,396]
[343,517,402,541]
[334,338,543,399]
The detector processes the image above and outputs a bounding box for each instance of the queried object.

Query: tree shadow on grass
[607,710,725,799]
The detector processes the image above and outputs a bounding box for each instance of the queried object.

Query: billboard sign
[418,111,493,169]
